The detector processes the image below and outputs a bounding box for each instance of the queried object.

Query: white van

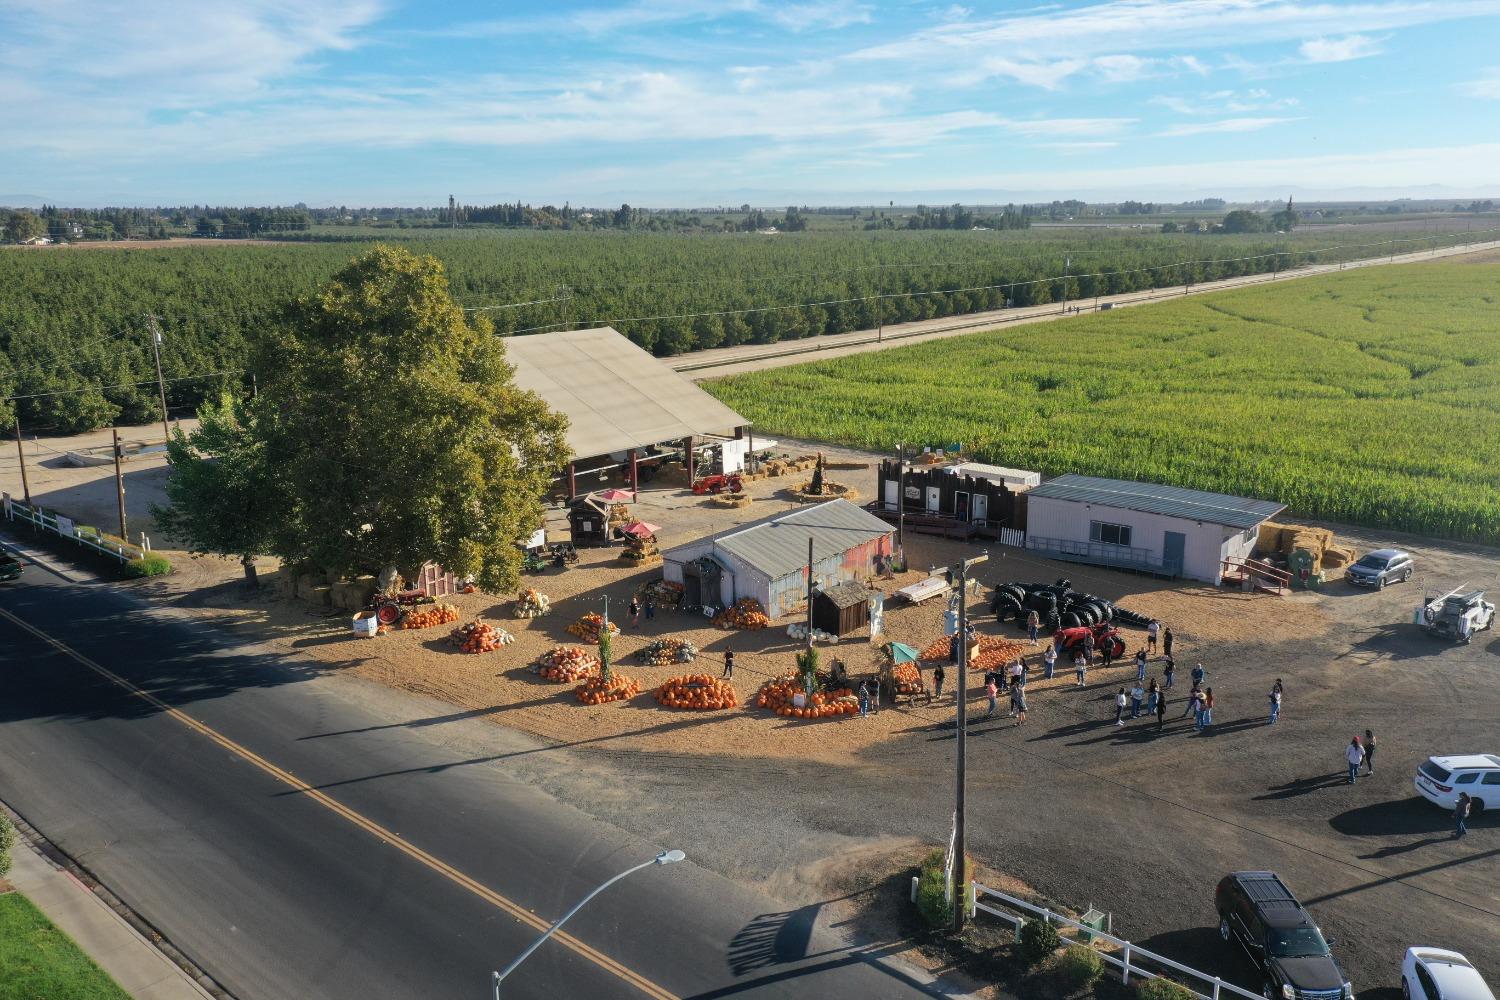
[1414,755,1500,812]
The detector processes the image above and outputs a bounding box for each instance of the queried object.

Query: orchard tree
[151,394,279,587]
[4,212,44,243]
[256,244,568,591]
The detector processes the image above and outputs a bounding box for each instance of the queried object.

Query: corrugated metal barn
[504,326,752,497]
[662,499,894,618]
[1024,475,1286,583]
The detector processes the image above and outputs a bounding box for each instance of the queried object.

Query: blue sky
[3,0,1499,206]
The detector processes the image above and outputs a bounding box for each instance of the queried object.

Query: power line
[3,369,245,403]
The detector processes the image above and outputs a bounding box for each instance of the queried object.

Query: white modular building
[1023,475,1286,584]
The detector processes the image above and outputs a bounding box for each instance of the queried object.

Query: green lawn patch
[0,892,132,1000]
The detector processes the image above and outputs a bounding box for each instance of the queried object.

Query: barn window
[1089,521,1132,547]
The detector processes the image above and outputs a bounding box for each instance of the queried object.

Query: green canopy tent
[888,642,921,665]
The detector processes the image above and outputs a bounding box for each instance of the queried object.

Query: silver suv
[1345,549,1413,589]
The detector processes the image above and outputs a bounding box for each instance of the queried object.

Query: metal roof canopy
[1027,474,1285,529]
[665,499,892,580]
[503,326,747,461]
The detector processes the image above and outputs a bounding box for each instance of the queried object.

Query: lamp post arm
[492,858,657,997]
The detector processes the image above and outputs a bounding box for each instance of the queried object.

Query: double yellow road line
[0,606,678,1000]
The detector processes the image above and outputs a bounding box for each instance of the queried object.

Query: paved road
[668,237,1500,379]
[0,556,944,1000]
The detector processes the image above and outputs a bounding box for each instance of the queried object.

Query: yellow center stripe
[0,605,678,1000]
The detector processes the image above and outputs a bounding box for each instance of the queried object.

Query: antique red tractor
[692,472,744,495]
[1053,623,1126,660]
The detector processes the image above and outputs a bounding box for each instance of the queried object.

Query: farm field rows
[2,222,1490,432]
[707,262,1500,543]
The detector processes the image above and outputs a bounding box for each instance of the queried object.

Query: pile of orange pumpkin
[449,619,514,654]
[398,603,461,630]
[713,598,770,631]
[917,635,1028,671]
[534,646,600,682]
[566,612,620,643]
[655,674,739,710]
[891,661,925,696]
[575,674,640,705]
[755,674,860,719]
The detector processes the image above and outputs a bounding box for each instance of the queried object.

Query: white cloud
[1156,116,1301,136]
[1457,68,1500,99]
[1299,33,1383,62]
[850,0,1500,65]
[1151,89,1299,115]
[767,0,872,31]
[1033,141,1122,151]
[1092,54,1154,82]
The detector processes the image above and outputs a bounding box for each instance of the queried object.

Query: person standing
[1134,648,1148,683]
[1345,736,1365,784]
[984,677,998,719]
[1115,688,1128,726]
[629,598,641,627]
[1268,680,1282,724]
[1155,689,1167,731]
[1147,620,1160,655]
[858,681,871,719]
[933,662,946,701]
[1163,626,1174,659]
[1200,687,1215,731]
[1083,630,1096,666]
[1007,658,1024,695]
[1454,792,1472,839]
[1043,644,1057,680]
[1014,684,1028,726]
[1100,633,1115,669]
[1075,651,1088,687]
[1183,683,1202,719]
[1130,680,1145,718]
[1162,656,1175,689]
[1364,729,1376,775]
[1147,679,1159,717]
[1190,662,1206,688]
[1027,609,1040,645]
[722,648,735,679]
[644,599,656,622]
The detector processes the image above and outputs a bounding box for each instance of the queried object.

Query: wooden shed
[813,582,875,636]
[567,495,613,547]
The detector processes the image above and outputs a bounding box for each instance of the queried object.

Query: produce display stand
[896,577,950,605]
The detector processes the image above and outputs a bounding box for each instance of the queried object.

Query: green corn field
[707,261,1500,544]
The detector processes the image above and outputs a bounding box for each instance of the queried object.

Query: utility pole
[1059,255,1071,315]
[13,417,31,505]
[145,315,171,442]
[876,267,885,343]
[805,536,815,650]
[112,428,127,538]
[949,551,988,933]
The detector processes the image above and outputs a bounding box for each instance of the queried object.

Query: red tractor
[692,472,744,495]
[1053,623,1126,660]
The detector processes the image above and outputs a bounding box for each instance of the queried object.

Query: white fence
[970,882,1262,1000]
[996,527,1025,548]
[3,493,147,564]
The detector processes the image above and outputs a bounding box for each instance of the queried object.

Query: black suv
[1215,872,1352,1000]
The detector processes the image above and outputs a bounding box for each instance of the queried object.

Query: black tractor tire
[1061,612,1081,629]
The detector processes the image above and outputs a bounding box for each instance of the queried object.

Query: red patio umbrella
[621,521,661,538]
[597,488,635,502]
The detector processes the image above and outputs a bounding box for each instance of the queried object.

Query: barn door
[925,486,940,512]
[1162,531,1186,577]
[972,493,988,523]
[883,479,898,512]
[954,492,970,521]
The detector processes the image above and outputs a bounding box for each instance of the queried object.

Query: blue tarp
[889,642,921,664]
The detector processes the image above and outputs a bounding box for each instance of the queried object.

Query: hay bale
[331,578,377,611]
[306,584,333,607]
[1257,521,1287,552]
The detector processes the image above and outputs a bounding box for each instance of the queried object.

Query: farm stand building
[503,326,751,498]
[662,499,893,617]
[1023,475,1285,584]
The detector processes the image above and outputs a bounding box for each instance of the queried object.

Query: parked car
[1403,948,1496,1000]
[1345,549,1414,589]
[1414,755,1500,813]
[0,552,23,582]
[1215,871,1352,1000]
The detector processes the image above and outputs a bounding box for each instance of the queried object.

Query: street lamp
[491,850,686,998]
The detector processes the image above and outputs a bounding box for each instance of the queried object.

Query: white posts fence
[3,493,147,564]
[970,882,1263,1000]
